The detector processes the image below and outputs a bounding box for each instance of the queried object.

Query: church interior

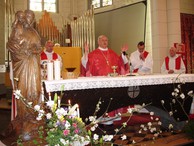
[0,0,194,145]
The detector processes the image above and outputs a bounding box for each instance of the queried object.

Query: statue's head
[15,11,26,24]
[24,10,35,26]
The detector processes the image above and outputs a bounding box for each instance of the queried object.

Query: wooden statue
[1,10,45,145]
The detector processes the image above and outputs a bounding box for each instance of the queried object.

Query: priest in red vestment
[40,40,62,77]
[161,47,186,74]
[81,35,129,76]
[130,41,153,74]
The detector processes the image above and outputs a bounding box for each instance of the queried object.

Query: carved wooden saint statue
[1,10,45,145]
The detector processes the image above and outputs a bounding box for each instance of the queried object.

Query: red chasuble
[81,48,128,76]
[40,51,58,60]
[165,56,181,70]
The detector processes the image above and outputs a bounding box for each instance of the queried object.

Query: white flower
[65,121,71,129]
[168,124,173,129]
[178,84,181,89]
[180,93,185,99]
[143,127,148,131]
[46,113,52,119]
[36,116,42,121]
[122,122,127,127]
[55,108,67,119]
[34,105,40,111]
[158,121,162,125]
[90,126,96,131]
[188,90,193,96]
[140,124,144,128]
[93,134,99,140]
[121,135,127,140]
[174,88,179,93]
[103,135,113,141]
[14,90,21,99]
[127,108,133,114]
[28,102,33,106]
[150,127,156,133]
[37,110,44,120]
[169,111,173,116]
[117,112,121,116]
[147,122,152,127]
[91,124,98,131]
[46,100,55,109]
[60,138,69,145]
[161,100,165,104]
[89,116,96,122]
[150,112,154,116]
[114,128,119,133]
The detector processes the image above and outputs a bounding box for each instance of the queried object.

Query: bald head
[98,35,108,49]
[169,47,176,57]
[45,40,54,53]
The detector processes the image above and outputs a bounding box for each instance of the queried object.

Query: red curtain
[181,13,194,73]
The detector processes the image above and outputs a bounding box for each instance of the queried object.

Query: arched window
[90,0,113,8]
[28,0,58,13]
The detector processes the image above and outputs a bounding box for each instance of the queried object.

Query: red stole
[133,51,149,73]
[41,51,58,60]
[165,56,181,70]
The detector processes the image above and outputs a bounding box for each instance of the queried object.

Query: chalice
[65,67,76,79]
[111,65,118,77]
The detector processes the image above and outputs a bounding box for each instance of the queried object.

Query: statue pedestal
[0,115,47,146]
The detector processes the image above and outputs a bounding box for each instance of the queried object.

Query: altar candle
[41,87,44,102]
[68,100,71,110]
[48,92,51,101]
[47,61,53,80]
[77,104,80,118]
[54,59,61,80]
[58,96,61,108]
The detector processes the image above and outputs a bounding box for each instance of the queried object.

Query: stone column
[150,0,181,73]
[150,0,168,73]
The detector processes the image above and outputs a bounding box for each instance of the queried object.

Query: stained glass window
[29,0,57,13]
[91,0,112,8]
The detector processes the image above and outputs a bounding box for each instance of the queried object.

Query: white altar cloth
[44,74,194,92]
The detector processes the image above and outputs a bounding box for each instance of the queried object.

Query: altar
[44,74,194,121]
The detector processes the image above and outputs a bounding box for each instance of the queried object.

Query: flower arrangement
[13,74,194,145]
[14,87,162,145]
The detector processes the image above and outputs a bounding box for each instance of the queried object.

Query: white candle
[68,100,71,110]
[41,87,44,102]
[77,104,80,118]
[54,60,61,80]
[58,96,61,108]
[47,61,53,80]
[48,92,51,101]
